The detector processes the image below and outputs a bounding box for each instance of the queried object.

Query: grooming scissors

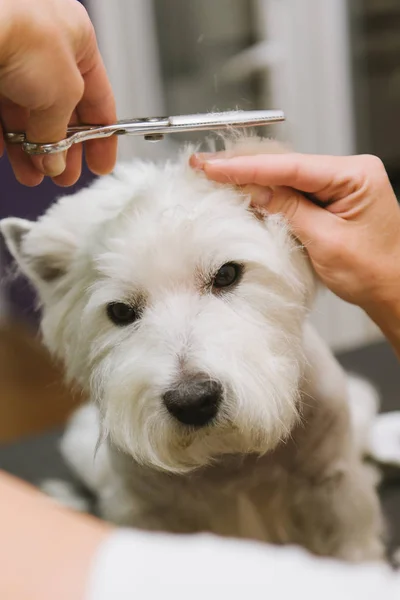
[5,109,285,155]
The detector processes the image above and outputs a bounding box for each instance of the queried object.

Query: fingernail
[190,153,220,170]
[244,185,273,207]
[38,151,67,177]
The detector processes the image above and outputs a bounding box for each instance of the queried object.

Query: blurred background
[0,0,400,544]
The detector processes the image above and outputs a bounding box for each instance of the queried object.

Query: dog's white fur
[1,137,384,561]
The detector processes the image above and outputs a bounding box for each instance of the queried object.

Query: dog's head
[1,142,315,472]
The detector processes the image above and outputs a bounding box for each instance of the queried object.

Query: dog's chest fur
[104,407,330,546]
[108,447,292,541]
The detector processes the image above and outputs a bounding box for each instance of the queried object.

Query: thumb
[245,184,333,246]
[26,67,84,178]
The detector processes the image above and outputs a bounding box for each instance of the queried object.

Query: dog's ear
[0,217,77,286]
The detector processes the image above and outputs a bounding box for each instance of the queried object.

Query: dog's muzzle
[163,375,222,427]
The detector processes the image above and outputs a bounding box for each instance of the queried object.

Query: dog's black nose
[163,377,222,427]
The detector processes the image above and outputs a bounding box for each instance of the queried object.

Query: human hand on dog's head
[0,0,117,187]
[191,152,400,322]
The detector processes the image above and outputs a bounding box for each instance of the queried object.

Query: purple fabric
[0,154,95,323]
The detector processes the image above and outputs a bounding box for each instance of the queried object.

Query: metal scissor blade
[5,109,285,155]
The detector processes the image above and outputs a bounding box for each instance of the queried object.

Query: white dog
[1,137,384,562]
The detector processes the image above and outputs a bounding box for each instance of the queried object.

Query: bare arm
[0,471,111,600]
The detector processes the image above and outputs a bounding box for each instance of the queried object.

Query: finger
[77,52,117,175]
[244,184,337,247]
[192,153,350,203]
[49,109,81,186]
[0,101,43,186]
[26,65,84,178]
[51,141,82,187]
[82,134,117,176]
[5,144,45,186]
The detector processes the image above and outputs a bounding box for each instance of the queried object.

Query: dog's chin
[106,410,299,475]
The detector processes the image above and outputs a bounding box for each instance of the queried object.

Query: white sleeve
[86,529,400,600]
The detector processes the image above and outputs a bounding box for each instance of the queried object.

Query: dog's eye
[212,263,243,290]
[107,302,139,326]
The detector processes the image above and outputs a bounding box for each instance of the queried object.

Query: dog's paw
[40,478,91,513]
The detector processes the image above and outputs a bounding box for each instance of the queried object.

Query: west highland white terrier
[1,137,384,561]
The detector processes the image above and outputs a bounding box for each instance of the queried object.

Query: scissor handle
[5,110,285,155]
[6,124,120,155]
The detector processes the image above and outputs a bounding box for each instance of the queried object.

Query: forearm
[364,283,400,360]
[0,471,111,600]
[370,310,400,360]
